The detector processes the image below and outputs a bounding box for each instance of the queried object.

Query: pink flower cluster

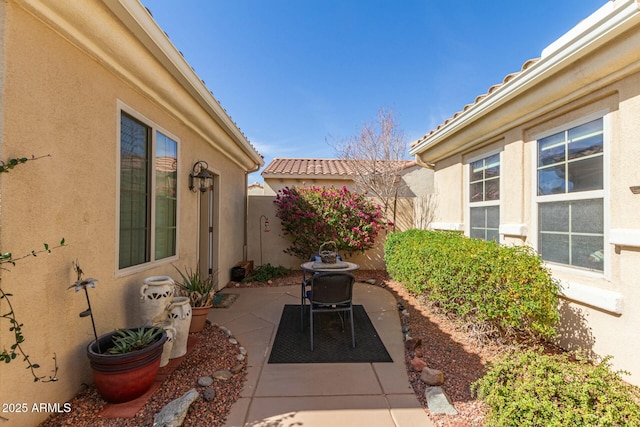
[274,185,388,259]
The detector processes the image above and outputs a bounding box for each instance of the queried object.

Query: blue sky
[141,0,606,182]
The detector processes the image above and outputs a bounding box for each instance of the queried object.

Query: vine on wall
[0,154,63,383]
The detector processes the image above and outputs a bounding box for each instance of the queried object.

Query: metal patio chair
[306,272,356,351]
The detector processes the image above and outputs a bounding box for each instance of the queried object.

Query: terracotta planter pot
[189,305,213,334]
[87,328,167,403]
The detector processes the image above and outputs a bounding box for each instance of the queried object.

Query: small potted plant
[173,265,218,333]
[70,261,167,403]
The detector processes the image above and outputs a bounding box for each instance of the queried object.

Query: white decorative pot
[167,296,191,359]
[157,321,176,368]
[139,276,175,326]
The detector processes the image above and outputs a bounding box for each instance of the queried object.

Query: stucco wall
[246,195,415,271]
[418,39,640,384]
[0,2,257,425]
[431,155,464,228]
[257,168,431,270]
[400,165,434,198]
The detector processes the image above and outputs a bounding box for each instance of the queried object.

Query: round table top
[300,261,360,272]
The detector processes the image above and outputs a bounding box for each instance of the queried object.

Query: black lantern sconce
[189,161,213,193]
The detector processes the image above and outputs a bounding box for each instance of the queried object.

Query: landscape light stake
[70,261,101,353]
[259,215,270,265]
[81,286,100,353]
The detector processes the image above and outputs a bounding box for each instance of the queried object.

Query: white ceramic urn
[139,276,175,326]
[167,296,192,359]
[157,320,176,367]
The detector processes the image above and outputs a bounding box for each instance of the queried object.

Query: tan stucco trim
[609,228,640,247]
[498,223,527,237]
[559,281,624,315]
[430,222,464,232]
[15,0,263,171]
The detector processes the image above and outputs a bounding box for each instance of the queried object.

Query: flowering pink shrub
[274,186,389,259]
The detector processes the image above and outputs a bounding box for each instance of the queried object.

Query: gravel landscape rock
[40,269,497,427]
[39,322,246,427]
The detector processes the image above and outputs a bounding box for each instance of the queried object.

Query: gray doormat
[268,304,393,363]
[212,293,239,308]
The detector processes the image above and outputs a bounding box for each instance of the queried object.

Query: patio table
[299,261,359,329]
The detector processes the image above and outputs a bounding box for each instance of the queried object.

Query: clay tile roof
[410,57,541,147]
[262,158,415,177]
[262,158,353,176]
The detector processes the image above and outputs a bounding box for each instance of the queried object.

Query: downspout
[413,154,435,170]
[244,164,261,261]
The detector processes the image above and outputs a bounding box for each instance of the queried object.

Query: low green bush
[242,263,291,283]
[384,229,560,341]
[472,349,640,427]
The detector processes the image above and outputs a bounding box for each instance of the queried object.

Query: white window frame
[531,111,610,279]
[466,150,502,242]
[116,101,180,276]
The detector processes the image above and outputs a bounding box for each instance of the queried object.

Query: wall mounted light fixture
[189,161,213,193]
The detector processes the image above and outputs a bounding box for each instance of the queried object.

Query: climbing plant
[0,154,63,382]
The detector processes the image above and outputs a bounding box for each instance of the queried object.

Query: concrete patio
[208,282,434,427]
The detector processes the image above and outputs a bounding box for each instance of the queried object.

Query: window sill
[498,223,527,237]
[609,228,640,248]
[115,256,179,278]
[430,222,464,232]
[558,279,623,315]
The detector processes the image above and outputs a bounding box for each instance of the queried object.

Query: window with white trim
[536,117,604,271]
[119,111,178,270]
[469,153,500,242]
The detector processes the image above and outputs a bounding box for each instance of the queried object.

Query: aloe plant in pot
[70,261,167,403]
[173,265,218,334]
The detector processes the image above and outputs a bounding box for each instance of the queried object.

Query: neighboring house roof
[248,181,264,194]
[263,158,353,178]
[262,158,416,179]
[409,0,640,162]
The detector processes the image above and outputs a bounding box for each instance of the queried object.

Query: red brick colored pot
[87,328,167,403]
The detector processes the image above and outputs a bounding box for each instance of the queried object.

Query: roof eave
[409,0,640,161]
[106,0,264,169]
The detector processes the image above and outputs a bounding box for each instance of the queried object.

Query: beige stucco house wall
[262,158,434,228]
[247,158,433,270]
[410,0,640,385]
[0,1,262,425]
[247,195,405,270]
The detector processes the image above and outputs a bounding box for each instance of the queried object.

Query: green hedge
[472,350,640,427]
[384,229,560,340]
